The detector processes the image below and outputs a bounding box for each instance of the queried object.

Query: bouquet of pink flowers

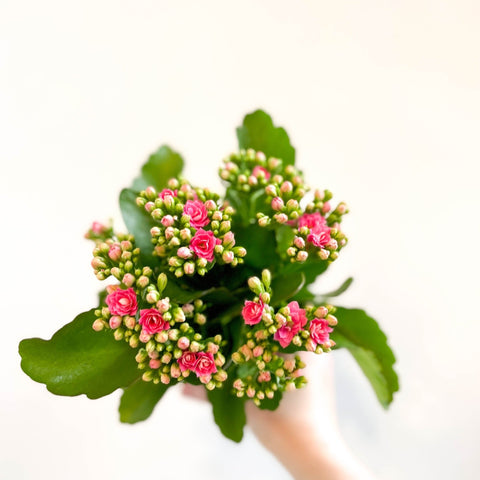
[19,110,398,441]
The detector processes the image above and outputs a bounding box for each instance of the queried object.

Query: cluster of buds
[286,210,348,264]
[90,233,153,288]
[136,180,247,277]
[219,149,308,225]
[231,270,338,406]
[92,275,228,390]
[84,221,114,242]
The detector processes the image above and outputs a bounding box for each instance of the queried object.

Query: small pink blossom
[178,351,197,372]
[307,229,331,248]
[194,352,217,376]
[274,323,298,348]
[252,165,271,180]
[309,318,333,346]
[287,301,308,329]
[91,221,107,234]
[190,229,217,262]
[139,308,170,335]
[159,188,176,200]
[106,287,138,316]
[242,300,264,325]
[298,212,327,231]
[184,200,209,229]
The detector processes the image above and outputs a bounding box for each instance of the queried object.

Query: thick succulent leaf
[320,277,353,298]
[332,307,399,408]
[119,188,157,265]
[19,310,141,399]
[119,380,169,424]
[207,378,246,442]
[237,110,295,166]
[271,272,305,305]
[234,224,279,270]
[131,145,184,192]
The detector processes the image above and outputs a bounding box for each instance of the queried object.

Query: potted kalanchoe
[19,110,398,441]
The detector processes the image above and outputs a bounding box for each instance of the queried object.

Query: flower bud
[271,197,284,211]
[177,336,190,350]
[294,236,305,249]
[146,290,160,304]
[265,184,277,196]
[108,244,122,261]
[109,316,122,329]
[326,314,338,326]
[273,213,288,224]
[92,319,104,331]
[260,292,270,304]
[160,374,171,385]
[222,251,234,263]
[139,330,152,343]
[296,251,308,262]
[248,276,263,294]
[155,331,169,343]
[124,316,136,330]
[122,273,135,287]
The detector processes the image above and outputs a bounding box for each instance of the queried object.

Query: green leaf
[258,390,283,411]
[131,145,184,192]
[119,188,157,265]
[207,378,246,442]
[235,224,279,270]
[271,272,305,305]
[320,277,353,298]
[19,310,141,399]
[237,110,296,166]
[275,225,295,256]
[332,307,399,408]
[119,379,169,424]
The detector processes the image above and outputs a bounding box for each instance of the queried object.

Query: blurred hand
[183,354,374,480]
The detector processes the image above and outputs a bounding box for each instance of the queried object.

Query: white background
[1,1,480,479]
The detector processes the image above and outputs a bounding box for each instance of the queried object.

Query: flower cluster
[231,270,338,406]
[135,180,247,277]
[92,277,227,389]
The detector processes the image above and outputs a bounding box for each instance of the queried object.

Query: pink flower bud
[164,227,175,240]
[280,181,293,193]
[177,336,190,350]
[271,197,284,211]
[296,251,308,262]
[265,185,277,196]
[91,257,106,269]
[322,202,331,213]
[246,386,256,398]
[222,231,235,247]
[177,247,192,259]
[319,249,330,260]
[170,364,181,378]
[160,374,171,385]
[122,273,135,287]
[139,330,152,343]
[326,314,338,326]
[145,201,155,212]
[149,359,161,369]
[233,379,244,390]
[156,298,170,313]
[92,319,104,331]
[108,244,122,261]
[199,375,211,385]
[155,331,169,343]
[253,346,264,357]
[326,239,338,250]
[258,371,271,383]
[214,371,228,382]
[283,359,296,372]
[294,236,305,249]
[273,213,288,224]
[337,203,347,214]
[161,215,174,227]
[315,306,329,318]
[248,175,258,186]
[109,316,122,329]
[124,316,136,329]
[222,251,234,263]
[207,342,219,354]
[286,382,296,392]
[306,338,316,352]
[91,221,107,234]
[183,262,195,275]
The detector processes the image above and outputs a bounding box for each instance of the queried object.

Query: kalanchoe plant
[19,110,399,442]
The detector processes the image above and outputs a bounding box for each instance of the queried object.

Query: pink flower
[274,323,298,348]
[159,188,176,200]
[139,308,170,335]
[194,352,217,376]
[190,229,217,262]
[242,300,264,325]
[184,200,209,229]
[298,212,327,231]
[105,287,138,316]
[91,221,107,234]
[287,301,308,329]
[307,228,331,248]
[252,165,271,180]
[178,351,197,372]
[309,318,333,346]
